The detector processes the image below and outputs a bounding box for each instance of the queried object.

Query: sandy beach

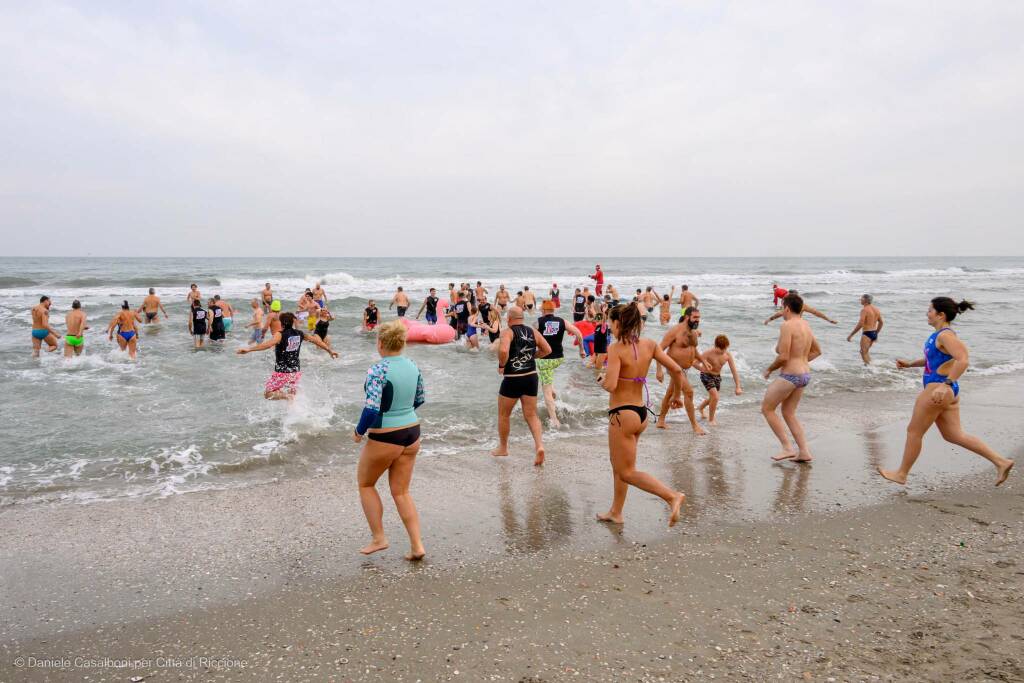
[2,374,1022,681]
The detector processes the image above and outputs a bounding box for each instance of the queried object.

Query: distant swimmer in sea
[589,264,604,296]
[390,286,410,318]
[138,288,168,323]
[363,300,379,331]
[447,291,471,340]
[640,286,659,319]
[187,283,202,309]
[474,295,500,349]
[678,284,699,319]
[207,298,226,342]
[879,298,1014,486]
[236,311,337,400]
[659,287,675,325]
[597,303,687,528]
[213,295,234,333]
[762,293,821,463]
[549,283,560,309]
[415,287,440,324]
[311,281,327,309]
[697,335,743,426]
[188,298,208,348]
[764,290,837,325]
[261,282,274,312]
[572,288,586,322]
[352,321,427,560]
[772,282,789,308]
[246,298,265,345]
[312,307,334,349]
[493,306,552,466]
[522,285,536,313]
[847,294,884,365]
[64,299,89,358]
[30,295,59,356]
[655,307,706,435]
[107,300,142,359]
[535,299,585,428]
[263,300,282,338]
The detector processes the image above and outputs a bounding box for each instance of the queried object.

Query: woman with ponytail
[597,303,688,528]
[879,298,1014,486]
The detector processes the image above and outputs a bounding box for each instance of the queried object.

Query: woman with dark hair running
[879,298,1014,486]
[597,303,687,528]
[107,300,142,359]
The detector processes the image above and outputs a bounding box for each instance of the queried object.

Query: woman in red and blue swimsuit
[878,297,1014,486]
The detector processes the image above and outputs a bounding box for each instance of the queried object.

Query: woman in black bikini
[598,303,687,528]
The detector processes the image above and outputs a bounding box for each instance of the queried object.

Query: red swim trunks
[265,371,301,394]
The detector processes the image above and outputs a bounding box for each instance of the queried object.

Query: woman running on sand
[353,321,427,560]
[597,303,687,528]
[879,298,1014,486]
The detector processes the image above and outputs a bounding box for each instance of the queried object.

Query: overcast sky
[2,1,1022,257]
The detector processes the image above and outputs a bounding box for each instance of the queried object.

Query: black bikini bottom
[368,424,421,447]
[608,405,648,424]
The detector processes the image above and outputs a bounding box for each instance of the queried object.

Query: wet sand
[2,375,1022,680]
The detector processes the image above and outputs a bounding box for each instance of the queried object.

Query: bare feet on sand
[708,419,719,426]
[692,423,706,436]
[877,468,907,485]
[771,450,798,462]
[655,419,668,430]
[405,550,426,562]
[534,448,545,467]
[490,448,509,457]
[668,492,686,528]
[360,539,389,555]
[996,459,1014,486]
[596,511,624,524]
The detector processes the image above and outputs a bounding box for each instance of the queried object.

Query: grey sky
[2,1,1022,256]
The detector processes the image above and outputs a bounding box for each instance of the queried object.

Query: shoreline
[2,375,1022,679]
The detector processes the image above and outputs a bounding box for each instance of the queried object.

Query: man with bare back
[847,294,884,365]
[655,307,706,434]
[762,293,821,463]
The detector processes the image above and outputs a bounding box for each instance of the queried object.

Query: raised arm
[763,310,783,325]
[237,331,282,354]
[305,332,339,358]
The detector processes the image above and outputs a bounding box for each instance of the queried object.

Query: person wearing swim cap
[64,299,89,357]
[237,311,338,400]
[30,296,59,356]
[262,299,282,339]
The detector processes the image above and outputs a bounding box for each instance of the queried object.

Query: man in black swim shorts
[492,306,552,466]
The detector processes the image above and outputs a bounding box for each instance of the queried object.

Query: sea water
[1,256,1021,505]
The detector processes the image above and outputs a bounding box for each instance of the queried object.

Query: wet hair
[715,334,729,349]
[279,312,296,328]
[524,285,530,290]
[931,297,974,322]
[397,286,404,292]
[149,288,155,294]
[783,293,804,314]
[682,285,689,291]
[72,299,81,309]
[609,303,643,342]
[587,295,596,303]
[377,320,407,352]
[862,294,873,304]
[517,291,523,296]
[40,295,50,303]
[121,300,130,310]
[662,294,669,301]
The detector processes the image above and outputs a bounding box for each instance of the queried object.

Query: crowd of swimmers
[25,266,1015,561]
